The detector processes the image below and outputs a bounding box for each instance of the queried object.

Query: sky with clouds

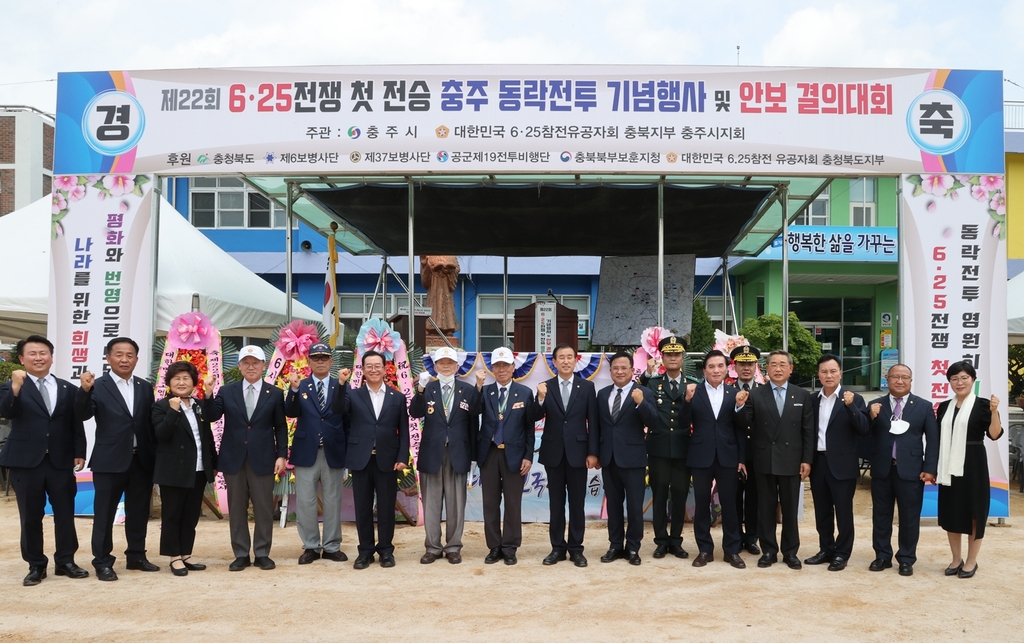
[2,0,1022,113]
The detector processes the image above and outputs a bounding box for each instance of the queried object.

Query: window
[336,293,427,334]
[849,178,876,227]
[477,294,591,351]
[793,187,830,226]
[189,177,292,229]
[697,296,726,331]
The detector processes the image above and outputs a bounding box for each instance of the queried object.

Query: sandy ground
[0,477,1022,643]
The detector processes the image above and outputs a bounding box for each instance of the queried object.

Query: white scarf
[937,393,975,486]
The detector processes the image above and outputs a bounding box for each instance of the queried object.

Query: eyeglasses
[309,355,332,361]
[363,364,383,371]
[949,375,973,384]
[888,375,911,381]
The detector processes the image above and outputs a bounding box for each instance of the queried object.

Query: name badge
[459,400,470,411]
[889,419,910,435]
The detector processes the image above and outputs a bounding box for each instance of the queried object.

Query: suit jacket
[0,376,86,469]
[284,376,347,469]
[746,382,815,476]
[686,381,747,469]
[75,373,156,473]
[203,379,288,476]
[537,375,598,469]
[336,383,410,472]
[732,379,762,462]
[596,382,658,469]
[409,379,480,474]
[639,373,692,460]
[866,393,939,481]
[151,397,217,488]
[812,388,870,480]
[477,381,543,469]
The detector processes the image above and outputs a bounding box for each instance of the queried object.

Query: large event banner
[901,173,1009,518]
[54,66,1002,176]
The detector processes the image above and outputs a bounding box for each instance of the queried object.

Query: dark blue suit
[809,388,869,560]
[336,383,410,557]
[538,375,598,555]
[687,382,747,556]
[597,382,657,554]
[866,393,938,565]
[477,380,543,556]
[0,376,86,568]
[285,377,347,469]
[75,373,156,570]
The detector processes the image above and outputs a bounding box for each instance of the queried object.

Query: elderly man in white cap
[203,345,288,571]
[409,347,480,565]
[475,347,543,565]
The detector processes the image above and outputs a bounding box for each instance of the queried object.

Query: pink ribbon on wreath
[275,320,320,362]
[362,326,395,356]
[167,312,215,350]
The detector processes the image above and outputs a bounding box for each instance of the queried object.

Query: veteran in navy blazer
[202,345,288,572]
[865,364,938,575]
[74,337,159,580]
[476,347,544,565]
[285,342,351,565]
[536,344,599,567]
[687,350,750,569]
[596,351,658,566]
[804,355,869,572]
[408,347,480,564]
[334,350,410,569]
[0,335,88,586]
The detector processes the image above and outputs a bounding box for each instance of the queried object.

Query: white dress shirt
[367,383,387,419]
[34,373,58,413]
[704,380,724,419]
[817,385,841,451]
[179,398,204,471]
[607,385,635,414]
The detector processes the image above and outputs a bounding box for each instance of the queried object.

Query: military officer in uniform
[640,335,692,559]
[730,344,762,556]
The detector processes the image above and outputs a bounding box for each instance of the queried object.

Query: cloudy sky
[3,0,1022,113]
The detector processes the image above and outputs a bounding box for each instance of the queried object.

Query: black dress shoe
[627,551,641,566]
[380,554,396,568]
[299,550,321,565]
[869,558,893,572]
[126,559,159,572]
[900,562,915,577]
[181,558,205,571]
[724,553,746,569]
[757,553,777,568]
[783,555,802,570]
[484,548,504,564]
[55,563,89,579]
[827,557,847,572]
[169,560,188,577]
[669,545,689,559]
[96,566,118,581]
[503,552,518,566]
[23,566,46,586]
[353,555,374,570]
[692,552,713,567]
[957,563,977,579]
[600,548,625,563]
[321,550,348,562]
[944,560,964,576]
[543,551,567,565]
[229,557,251,571]
[652,544,668,559]
[569,552,588,568]
[804,550,832,565]
[254,556,276,570]
[744,542,761,556]
[446,552,462,565]
[420,551,442,564]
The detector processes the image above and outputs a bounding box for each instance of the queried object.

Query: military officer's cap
[729,344,760,363]
[658,336,687,353]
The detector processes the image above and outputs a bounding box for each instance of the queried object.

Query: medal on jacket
[427,400,436,415]
[497,392,508,421]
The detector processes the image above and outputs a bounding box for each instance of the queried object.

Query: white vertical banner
[48,174,156,385]
[535,301,557,353]
[900,173,1008,518]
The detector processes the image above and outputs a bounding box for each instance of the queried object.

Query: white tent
[1009,271,1024,344]
[0,196,320,341]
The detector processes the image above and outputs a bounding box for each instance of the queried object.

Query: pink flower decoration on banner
[920,174,953,196]
[979,175,1004,190]
[274,320,320,361]
[990,192,1006,215]
[68,185,86,202]
[51,192,67,214]
[167,312,216,350]
[53,175,77,190]
[362,326,396,357]
[103,175,135,197]
[640,326,667,361]
[971,185,988,201]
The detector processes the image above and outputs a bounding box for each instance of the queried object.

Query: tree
[689,299,715,352]
[739,312,822,384]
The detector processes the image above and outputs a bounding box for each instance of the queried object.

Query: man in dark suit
[866,363,938,576]
[409,346,479,565]
[537,343,598,568]
[745,349,814,570]
[476,347,543,566]
[804,354,869,572]
[597,351,658,566]
[284,343,351,566]
[334,350,410,570]
[75,337,158,581]
[0,335,88,586]
[640,335,693,560]
[687,349,750,569]
[202,345,288,571]
[730,344,762,555]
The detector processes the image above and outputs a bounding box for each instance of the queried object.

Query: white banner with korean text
[900,173,1008,518]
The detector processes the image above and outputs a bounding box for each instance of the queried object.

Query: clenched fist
[646,358,657,376]
[202,374,215,397]
[338,368,352,384]
[536,381,547,401]
[735,389,749,407]
[869,402,882,420]
[631,388,644,405]
[288,373,302,390]
[80,371,95,392]
[476,369,487,388]
[990,395,1000,412]
[843,390,855,406]
[9,369,27,395]
[169,397,181,411]
[685,383,697,403]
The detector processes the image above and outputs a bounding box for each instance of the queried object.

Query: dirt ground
[1,478,1022,643]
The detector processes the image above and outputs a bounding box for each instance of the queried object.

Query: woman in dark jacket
[152,361,217,576]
